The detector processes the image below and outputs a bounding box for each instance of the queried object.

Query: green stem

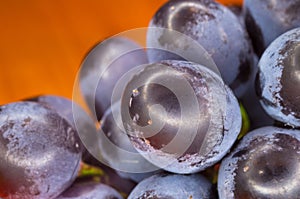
[238,102,250,140]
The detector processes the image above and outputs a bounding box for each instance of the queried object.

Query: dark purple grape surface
[244,0,300,56]
[56,181,123,199]
[218,126,300,199]
[0,102,82,199]
[256,28,300,128]
[128,172,216,199]
[121,60,241,174]
[79,37,148,119]
[147,0,255,97]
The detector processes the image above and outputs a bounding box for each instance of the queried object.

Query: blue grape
[120,60,241,174]
[244,0,300,56]
[256,28,300,128]
[0,102,82,199]
[128,172,216,199]
[218,126,300,199]
[26,95,101,163]
[147,0,255,97]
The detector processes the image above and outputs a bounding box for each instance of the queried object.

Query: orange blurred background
[0,0,242,105]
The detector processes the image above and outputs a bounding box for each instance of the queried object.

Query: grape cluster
[1,0,300,198]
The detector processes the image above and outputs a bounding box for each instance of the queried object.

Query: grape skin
[26,95,102,164]
[244,0,300,56]
[121,60,241,174]
[0,102,82,199]
[256,28,300,127]
[147,0,255,97]
[27,96,138,195]
[218,126,300,199]
[128,173,216,199]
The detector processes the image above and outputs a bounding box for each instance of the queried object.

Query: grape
[79,37,148,119]
[147,0,255,97]
[128,172,216,199]
[28,96,139,191]
[244,0,300,56]
[26,95,101,164]
[27,97,137,195]
[120,60,241,174]
[218,126,300,199]
[99,102,161,182]
[256,28,300,128]
[56,181,123,199]
[0,102,82,199]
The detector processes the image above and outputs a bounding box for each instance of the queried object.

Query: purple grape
[26,95,102,164]
[244,0,300,56]
[218,126,300,199]
[147,0,255,97]
[256,28,300,128]
[128,172,216,199]
[120,60,241,174]
[26,98,137,195]
[79,37,148,119]
[56,181,123,199]
[0,102,82,199]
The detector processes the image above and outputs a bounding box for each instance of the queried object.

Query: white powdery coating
[218,126,300,199]
[128,173,213,199]
[218,154,237,198]
[173,61,241,171]
[207,85,241,164]
[189,63,241,167]
[259,28,300,127]
[131,138,204,174]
